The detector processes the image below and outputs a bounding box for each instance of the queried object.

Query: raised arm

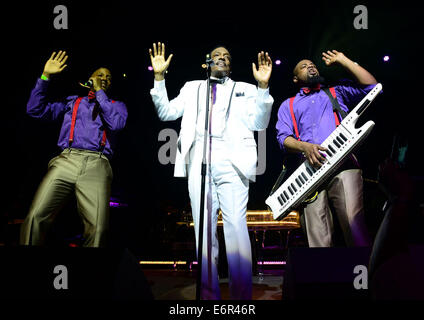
[245,51,274,131]
[322,50,377,85]
[149,42,185,121]
[42,50,68,79]
[27,51,69,120]
[149,42,173,81]
[252,51,272,89]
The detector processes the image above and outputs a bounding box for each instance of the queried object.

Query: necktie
[209,83,217,137]
[211,83,217,105]
[88,90,100,121]
[210,77,225,85]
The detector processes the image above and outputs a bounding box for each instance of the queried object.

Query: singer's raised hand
[149,42,173,81]
[42,51,68,79]
[252,51,272,89]
[322,50,347,67]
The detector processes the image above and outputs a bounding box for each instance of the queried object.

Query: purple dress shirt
[27,78,128,157]
[276,80,376,152]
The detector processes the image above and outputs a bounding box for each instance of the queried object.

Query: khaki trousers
[20,148,113,247]
[303,169,371,247]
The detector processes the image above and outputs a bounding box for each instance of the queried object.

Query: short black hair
[89,66,112,76]
[207,44,232,59]
[292,58,315,76]
[205,44,235,76]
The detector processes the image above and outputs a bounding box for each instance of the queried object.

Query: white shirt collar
[209,76,230,85]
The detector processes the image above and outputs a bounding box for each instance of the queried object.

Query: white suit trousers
[188,138,252,300]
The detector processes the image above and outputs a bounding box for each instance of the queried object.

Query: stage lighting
[383,55,390,62]
[148,66,153,71]
[275,59,282,65]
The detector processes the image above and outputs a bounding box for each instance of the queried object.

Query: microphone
[79,79,93,88]
[202,54,215,69]
[205,53,214,65]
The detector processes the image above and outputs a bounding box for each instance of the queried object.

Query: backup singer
[20,51,128,247]
[276,50,377,247]
[149,43,273,299]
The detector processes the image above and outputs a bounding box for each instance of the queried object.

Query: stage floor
[143,269,283,300]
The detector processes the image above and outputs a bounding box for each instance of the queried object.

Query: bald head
[293,59,314,76]
[293,59,322,86]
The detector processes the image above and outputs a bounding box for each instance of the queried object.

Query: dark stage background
[1,1,422,258]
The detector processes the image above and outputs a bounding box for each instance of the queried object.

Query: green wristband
[40,74,49,81]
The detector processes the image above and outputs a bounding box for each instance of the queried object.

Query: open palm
[149,42,173,76]
[43,51,68,76]
[252,51,272,88]
[322,50,346,66]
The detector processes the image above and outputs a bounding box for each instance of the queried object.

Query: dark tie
[210,77,225,85]
[211,83,217,105]
[88,90,100,121]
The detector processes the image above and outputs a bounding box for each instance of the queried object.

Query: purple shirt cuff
[95,89,108,102]
[36,77,50,89]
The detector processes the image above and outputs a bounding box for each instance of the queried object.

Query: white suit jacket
[150,78,273,182]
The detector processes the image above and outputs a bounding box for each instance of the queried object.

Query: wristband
[40,74,49,81]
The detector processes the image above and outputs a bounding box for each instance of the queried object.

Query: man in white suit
[149,42,273,300]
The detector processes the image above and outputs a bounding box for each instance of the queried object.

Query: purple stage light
[109,201,128,208]
[192,260,286,265]
[148,66,153,71]
[383,55,390,62]
[257,261,286,265]
[109,202,120,207]
[275,59,281,65]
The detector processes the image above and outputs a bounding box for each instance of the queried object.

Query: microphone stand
[196,57,213,300]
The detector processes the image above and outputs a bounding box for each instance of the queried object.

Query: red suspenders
[289,87,340,141]
[289,96,300,141]
[69,97,107,148]
[329,87,340,127]
[68,97,83,145]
